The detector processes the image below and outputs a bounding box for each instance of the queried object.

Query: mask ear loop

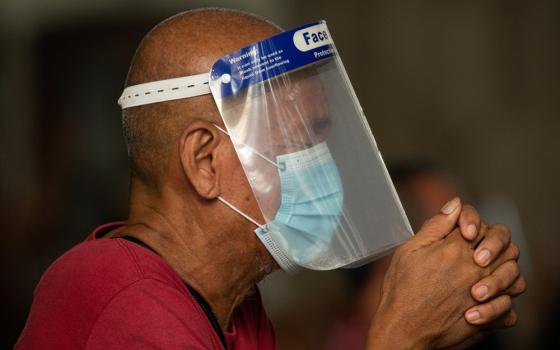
[214,124,300,273]
[213,124,268,228]
[216,196,264,228]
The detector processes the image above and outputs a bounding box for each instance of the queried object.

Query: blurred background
[1,0,558,348]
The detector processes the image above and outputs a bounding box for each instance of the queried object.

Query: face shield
[118,21,413,272]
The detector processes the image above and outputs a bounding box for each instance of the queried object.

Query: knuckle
[487,301,499,316]
[509,261,521,279]
[504,311,518,327]
[488,295,512,317]
[477,239,499,260]
[510,243,520,260]
[495,262,519,289]
[493,223,511,240]
[462,205,478,218]
[501,243,520,262]
[518,276,527,292]
[442,243,461,260]
[492,273,508,291]
[500,295,513,311]
[484,238,500,253]
[481,275,496,292]
[511,276,527,295]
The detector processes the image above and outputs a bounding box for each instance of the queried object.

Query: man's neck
[108,199,274,331]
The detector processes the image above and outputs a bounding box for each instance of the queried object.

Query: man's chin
[255,252,280,281]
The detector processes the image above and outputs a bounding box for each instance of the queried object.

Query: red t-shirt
[16,222,276,349]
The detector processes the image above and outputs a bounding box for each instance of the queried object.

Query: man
[16,9,525,349]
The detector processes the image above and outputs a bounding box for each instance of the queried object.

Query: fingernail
[441,197,460,215]
[476,249,491,266]
[466,224,477,239]
[475,285,489,299]
[466,310,481,322]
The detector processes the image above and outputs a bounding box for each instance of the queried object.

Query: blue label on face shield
[210,21,335,98]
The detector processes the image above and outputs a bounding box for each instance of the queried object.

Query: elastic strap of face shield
[118,73,211,109]
[118,74,283,171]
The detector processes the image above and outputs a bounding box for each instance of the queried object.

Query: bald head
[122,8,281,191]
[126,8,281,85]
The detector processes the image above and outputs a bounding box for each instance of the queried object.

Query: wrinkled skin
[366,200,525,349]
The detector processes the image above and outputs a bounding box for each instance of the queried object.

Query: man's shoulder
[37,237,184,300]
[16,238,196,349]
[40,238,142,293]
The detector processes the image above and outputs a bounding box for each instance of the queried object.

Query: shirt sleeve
[84,278,223,350]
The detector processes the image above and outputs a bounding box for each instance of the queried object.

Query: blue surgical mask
[218,139,344,272]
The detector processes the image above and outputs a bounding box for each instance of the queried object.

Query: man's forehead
[223,65,327,110]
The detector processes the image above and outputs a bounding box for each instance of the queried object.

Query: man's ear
[179,120,223,199]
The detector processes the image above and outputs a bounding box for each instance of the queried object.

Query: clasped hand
[366,198,526,349]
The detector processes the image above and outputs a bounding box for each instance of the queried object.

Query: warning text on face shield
[210,21,336,98]
[237,49,290,81]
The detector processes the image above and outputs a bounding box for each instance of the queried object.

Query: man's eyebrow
[312,114,332,132]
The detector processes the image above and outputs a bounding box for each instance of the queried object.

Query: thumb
[415,197,462,243]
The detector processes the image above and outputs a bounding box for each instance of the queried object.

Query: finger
[471,260,520,302]
[505,276,527,297]
[464,294,512,325]
[458,205,481,241]
[488,242,520,270]
[482,309,518,330]
[473,224,512,267]
[416,197,462,243]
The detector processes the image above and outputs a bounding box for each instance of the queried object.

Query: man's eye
[313,117,332,135]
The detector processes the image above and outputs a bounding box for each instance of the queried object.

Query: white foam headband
[117,73,211,109]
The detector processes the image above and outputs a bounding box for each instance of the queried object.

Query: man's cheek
[232,156,280,223]
[257,166,280,221]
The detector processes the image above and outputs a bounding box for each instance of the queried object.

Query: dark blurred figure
[388,161,466,229]
[324,161,511,350]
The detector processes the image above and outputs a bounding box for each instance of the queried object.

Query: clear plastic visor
[213,54,413,270]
